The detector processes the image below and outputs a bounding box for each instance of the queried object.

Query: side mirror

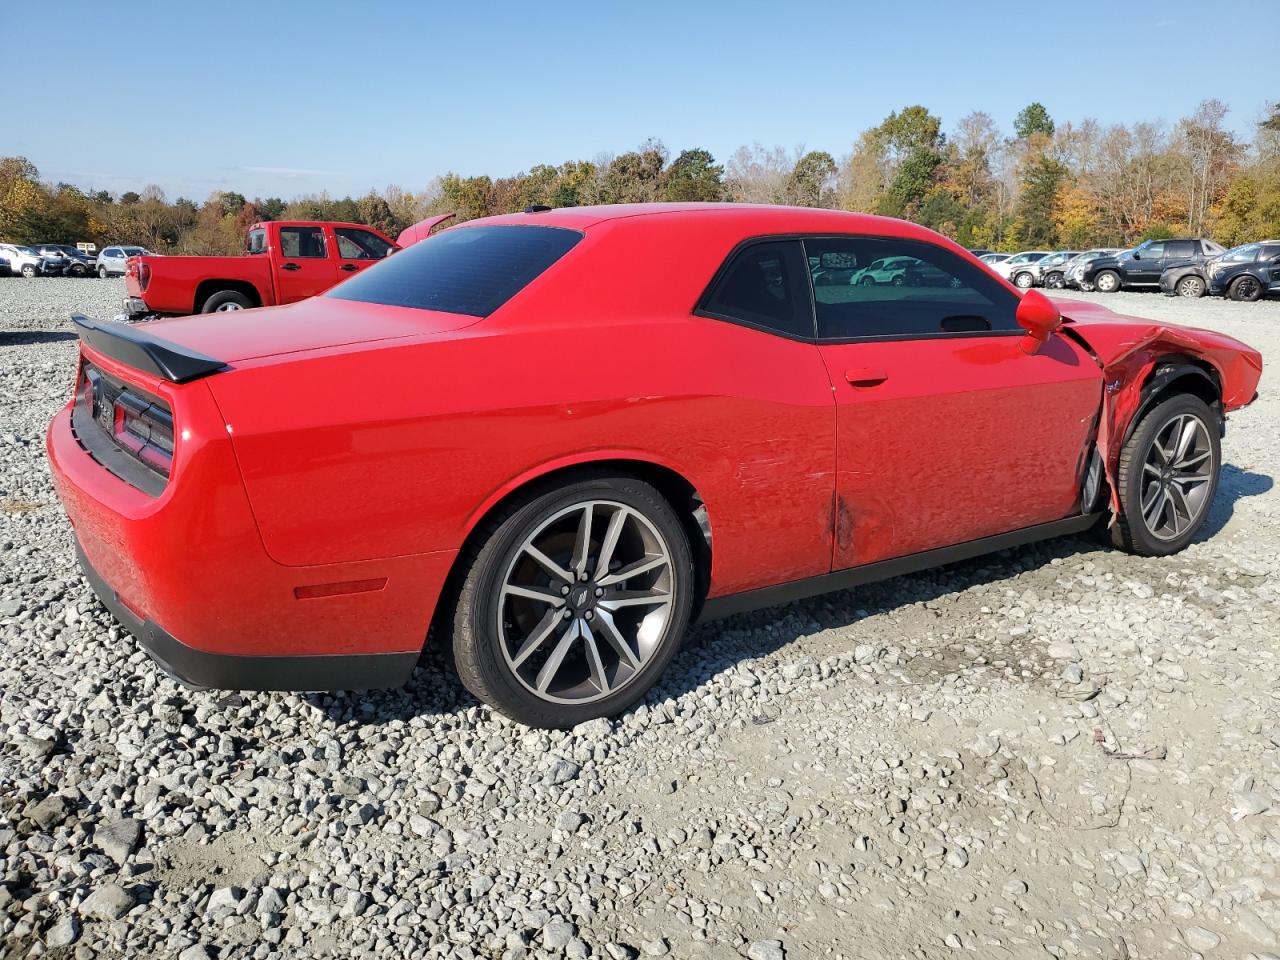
[1015,289,1062,355]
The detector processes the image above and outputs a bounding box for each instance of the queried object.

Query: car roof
[467,202,953,245]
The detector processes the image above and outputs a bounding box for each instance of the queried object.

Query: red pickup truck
[122,221,398,318]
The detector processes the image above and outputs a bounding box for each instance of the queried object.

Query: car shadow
[306,462,1274,729]
[0,330,79,346]
[1197,464,1272,541]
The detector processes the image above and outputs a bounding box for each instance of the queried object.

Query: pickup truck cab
[1082,238,1226,293]
[123,221,397,318]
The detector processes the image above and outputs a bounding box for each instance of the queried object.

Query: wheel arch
[193,279,263,313]
[438,454,715,631]
[1122,355,1223,448]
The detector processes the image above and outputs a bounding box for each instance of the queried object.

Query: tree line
[2,99,1277,256]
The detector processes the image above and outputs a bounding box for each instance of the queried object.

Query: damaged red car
[48,204,1262,728]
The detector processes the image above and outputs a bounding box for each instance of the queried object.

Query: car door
[1260,244,1280,292]
[806,235,1102,569]
[1128,241,1164,283]
[273,225,337,303]
[331,226,395,281]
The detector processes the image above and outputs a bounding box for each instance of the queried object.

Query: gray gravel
[3,278,1280,958]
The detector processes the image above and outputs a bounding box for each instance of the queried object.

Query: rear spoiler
[72,314,226,383]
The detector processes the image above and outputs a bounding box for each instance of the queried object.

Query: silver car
[96,245,150,278]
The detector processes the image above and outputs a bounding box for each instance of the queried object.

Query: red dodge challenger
[48,204,1262,728]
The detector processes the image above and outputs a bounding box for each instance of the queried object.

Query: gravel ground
[2,277,1279,960]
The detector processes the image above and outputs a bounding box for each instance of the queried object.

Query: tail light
[76,363,174,484]
[137,261,151,291]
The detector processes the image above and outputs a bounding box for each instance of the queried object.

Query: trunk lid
[133,296,478,363]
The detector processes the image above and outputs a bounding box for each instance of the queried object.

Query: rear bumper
[123,296,149,317]
[75,541,419,690]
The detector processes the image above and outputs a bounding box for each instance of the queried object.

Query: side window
[104,248,120,258]
[1261,244,1280,262]
[806,237,1020,341]
[279,226,326,259]
[1140,242,1165,260]
[699,240,812,340]
[335,228,394,260]
[247,228,267,255]
[1165,240,1194,258]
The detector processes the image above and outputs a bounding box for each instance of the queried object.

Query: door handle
[845,367,889,387]
[339,264,358,272]
[281,262,301,271]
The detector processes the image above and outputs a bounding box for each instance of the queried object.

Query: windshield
[121,247,147,256]
[1222,243,1260,263]
[328,225,583,317]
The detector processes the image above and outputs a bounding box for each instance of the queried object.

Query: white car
[0,243,50,278]
[991,251,1052,288]
[849,256,915,286]
[95,245,151,278]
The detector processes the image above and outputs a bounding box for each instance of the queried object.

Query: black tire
[1176,275,1205,298]
[201,290,254,313]
[20,264,37,278]
[858,275,875,286]
[890,275,905,286]
[98,266,109,279]
[1229,275,1262,302]
[1045,272,1064,289]
[1013,271,1035,289]
[1094,270,1121,293]
[452,474,694,728]
[1111,393,1220,556]
[70,263,87,278]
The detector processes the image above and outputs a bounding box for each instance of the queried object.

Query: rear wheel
[1044,272,1064,289]
[1013,271,1035,289]
[1229,275,1262,302]
[70,263,87,278]
[1094,270,1120,293]
[1111,394,1220,556]
[1176,275,1205,298]
[201,290,253,313]
[20,264,36,278]
[452,475,694,728]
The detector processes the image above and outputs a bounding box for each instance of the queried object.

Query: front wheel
[70,264,87,278]
[21,264,36,278]
[98,266,108,279]
[1094,270,1121,293]
[1044,272,1064,289]
[1013,271,1035,289]
[452,475,694,728]
[1111,394,1220,556]
[1229,275,1262,302]
[1176,275,1205,298]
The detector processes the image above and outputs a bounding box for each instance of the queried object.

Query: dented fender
[1051,297,1263,515]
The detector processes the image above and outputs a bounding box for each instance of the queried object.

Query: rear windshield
[328,225,582,317]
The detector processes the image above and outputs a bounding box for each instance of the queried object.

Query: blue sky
[4,0,1274,201]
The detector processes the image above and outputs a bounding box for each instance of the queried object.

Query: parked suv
[96,245,150,278]
[991,251,1051,288]
[34,243,96,277]
[1034,251,1082,289]
[1196,241,1280,301]
[0,243,54,277]
[1082,238,1226,293]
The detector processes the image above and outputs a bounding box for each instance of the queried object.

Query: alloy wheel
[215,301,243,312]
[498,500,674,704]
[1178,277,1204,298]
[1096,272,1118,292]
[1234,277,1260,300]
[1139,413,1213,541]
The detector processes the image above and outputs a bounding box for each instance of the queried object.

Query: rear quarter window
[328,225,582,317]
